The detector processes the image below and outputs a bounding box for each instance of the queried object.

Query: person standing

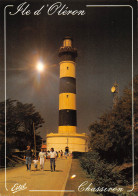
[64,150,67,159]
[61,150,63,158]
[24,145,32,171]
[39,148,46,170]
[33,156,39,171]
[58,151,61,159]
[48,148,57,172]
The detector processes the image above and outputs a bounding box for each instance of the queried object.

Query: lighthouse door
[65,147,69,153]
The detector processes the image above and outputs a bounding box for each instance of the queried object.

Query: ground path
[0,157,73,196]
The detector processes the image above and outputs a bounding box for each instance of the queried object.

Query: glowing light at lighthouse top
[58,37,77,61]
[63,38,72,47]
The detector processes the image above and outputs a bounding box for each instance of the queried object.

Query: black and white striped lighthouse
[58,37,77,134]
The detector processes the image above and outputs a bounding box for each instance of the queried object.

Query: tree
[89,75,138,164]
[0,99,45,166]
[15,101,44,150]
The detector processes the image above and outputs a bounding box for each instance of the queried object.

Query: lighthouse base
[46,133,88,153]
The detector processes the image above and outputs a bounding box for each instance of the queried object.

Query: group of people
[24,146,68,172]
[56,150,63,158]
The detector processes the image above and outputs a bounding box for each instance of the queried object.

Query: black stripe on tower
[60,77,76,94]
[58,47,77,61]
[59,110,77,126]
[59,54,76,62]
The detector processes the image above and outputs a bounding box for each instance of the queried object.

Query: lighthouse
[58,37,77,135]
[46,37,88,152]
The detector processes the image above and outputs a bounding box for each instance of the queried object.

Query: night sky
[0,0,137,138]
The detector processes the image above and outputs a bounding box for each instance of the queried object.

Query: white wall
[47,136,88,152]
